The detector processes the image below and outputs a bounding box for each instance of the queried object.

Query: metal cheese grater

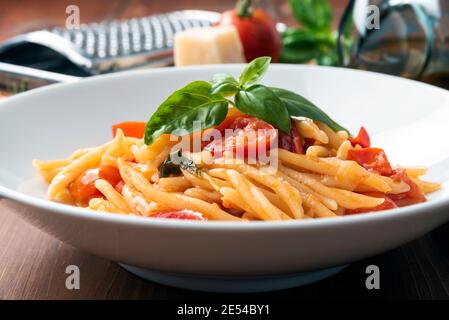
[0,10,220,93]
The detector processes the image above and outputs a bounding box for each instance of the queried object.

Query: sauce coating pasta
[33,117,440,221]
[33,58,441,221]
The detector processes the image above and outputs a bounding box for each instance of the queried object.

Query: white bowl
[1,65,449,292]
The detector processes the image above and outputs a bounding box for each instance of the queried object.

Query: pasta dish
[33,57,440,221]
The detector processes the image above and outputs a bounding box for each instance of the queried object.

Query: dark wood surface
[1,0,449,300]
[1,202,449,300]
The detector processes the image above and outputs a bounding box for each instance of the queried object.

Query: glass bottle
[338,0,449,84]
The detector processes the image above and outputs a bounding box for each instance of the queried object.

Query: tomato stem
[236,0,253,17]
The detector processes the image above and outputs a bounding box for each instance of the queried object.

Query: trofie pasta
[33,58,440,221]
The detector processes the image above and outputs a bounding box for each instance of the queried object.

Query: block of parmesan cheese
[174,26,246,66]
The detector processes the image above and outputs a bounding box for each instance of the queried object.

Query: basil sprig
[238,56,271,87]
[144,81,229,145]
[231,57,291,132]
[210,73,239,96]
[235,84,291,133]
[271,87,348,133]
[144,57,348,145]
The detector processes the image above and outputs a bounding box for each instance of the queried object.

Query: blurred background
[0,0,346,42]
[0,0,349,98]
[1,0,448,96]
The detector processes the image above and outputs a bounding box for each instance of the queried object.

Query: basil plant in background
[280,0,338,66]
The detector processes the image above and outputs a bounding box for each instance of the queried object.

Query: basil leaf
[159,151,200,178]
[235,84,291,133]
[280,46,320,64]
[144,81,229,145]
[239,56,271,87]
[282,28,334,48]
[210,73,239,96]
[280,30,321,63]
[270,87,349,133]
[211,73,238,84]
[282,28,320,46]
[289,0,332,32]
[280,28,337,65]
[159,153,183,177]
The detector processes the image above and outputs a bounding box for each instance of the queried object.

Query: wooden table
[1,0,449,300]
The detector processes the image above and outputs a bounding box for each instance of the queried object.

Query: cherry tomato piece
[69,166,122,206]
[112,122,146,138]
[203,115,276,159]
[389,169,426,206]
[349,126,371,148]
[347,147,393,176]
[345,192,397,215]
[278,120,303,154]
[115,180,125,194]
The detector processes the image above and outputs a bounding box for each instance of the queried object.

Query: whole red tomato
[216,0,281,62]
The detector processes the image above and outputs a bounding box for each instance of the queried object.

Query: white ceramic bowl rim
[1,64,449,231]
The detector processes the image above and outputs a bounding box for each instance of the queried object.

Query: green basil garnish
[144,58,349,145]
[238,56,271,87]
[210,73,239,96]
[144,81,229,145]
[270,87,349,133]
[235,84,291,133]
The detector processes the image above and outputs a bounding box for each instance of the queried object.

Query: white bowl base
[119,263,348,293]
